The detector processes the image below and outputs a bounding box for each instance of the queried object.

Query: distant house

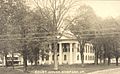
[0,53,23,66]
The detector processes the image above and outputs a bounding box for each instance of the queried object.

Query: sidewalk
[87,67,120,74]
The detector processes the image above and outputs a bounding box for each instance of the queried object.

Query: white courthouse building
[0,32,95,66]
[41,32,95,65]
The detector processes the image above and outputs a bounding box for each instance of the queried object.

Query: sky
[82,0,120,18]
[26,0,120,19]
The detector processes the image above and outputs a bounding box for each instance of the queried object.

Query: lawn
[17,64,120,74]
[0,64,120,74]
[0,67,28,74]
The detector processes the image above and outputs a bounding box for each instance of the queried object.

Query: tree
[0,0,21,67]
[0,0,32,71]
[69,5,97,67]
[113,41,120,66]
[91,17,120,65]
[104,38,114,65]
[100,17,120,65]
[114,17,120,66]
[27,41,50,66]
[25,9,53,66]
[92,38,104,65]
[28,41,39,66]
[31,0,76,70]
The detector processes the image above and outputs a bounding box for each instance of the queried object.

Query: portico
[58,41,79,65]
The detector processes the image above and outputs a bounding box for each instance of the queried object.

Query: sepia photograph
[0,0,120,74]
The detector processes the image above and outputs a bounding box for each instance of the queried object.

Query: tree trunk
[80,44,84,67]
[103,57,106,64]
[103,51,106,64]
[11,52,14,69]
[34,54,38,66]
[34,49,39,66]
[23,53,27,72]
[30,61,33,66]
[53,42,58,70]
[23,44,28,72]
[94,46,99,65]
[100,57,102,64]
[103,45,106,64]
[95,50,98,65]
[116,57,119,66]
[108,57,111,66]
[97,53,99,65]
[4,53,8,67]
[80,52,84,67]
[100,53,102,64]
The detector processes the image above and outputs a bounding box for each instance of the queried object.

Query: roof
[59,30,77,41]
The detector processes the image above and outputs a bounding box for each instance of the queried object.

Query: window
[7,57,11,60]
[62,43,70,52]
[52,55,54,61]
[87,56,89,60]
[88,46,90,53]
[88,46,89,53]
[63,48,67,52]
[42,56,44,61]
[88,56,90,60]
[57,44,59,52]
[85,55,87,60]
[77,48,79,52]
[14,57,18,60]
[77,44,80,52]
[64,55,67,60]
[57,54,59,60]
[90,46,93,53]
[51,43,59,52]
[89,56,90,60]
[77,55,79,60]
[90,56,94,60]
[14,61,19,64]
[91,56,93,60]
[46,55,49,61]
[72,48,74,52]
[0,61,2,64]
[86,46,87,53]
[72,43,75,52]
[51,43,54,50]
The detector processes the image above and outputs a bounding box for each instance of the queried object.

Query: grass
[0,64,120,74]
[0,67,28,74]
[18,63,120,73]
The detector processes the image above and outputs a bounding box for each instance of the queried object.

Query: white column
[39,56,42,65]
[69,43,72,64]
[48,44,52,64]
[49,51,52,64]
[74,43,77,63]
[59,43,62,65]
[88,45,90,53]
